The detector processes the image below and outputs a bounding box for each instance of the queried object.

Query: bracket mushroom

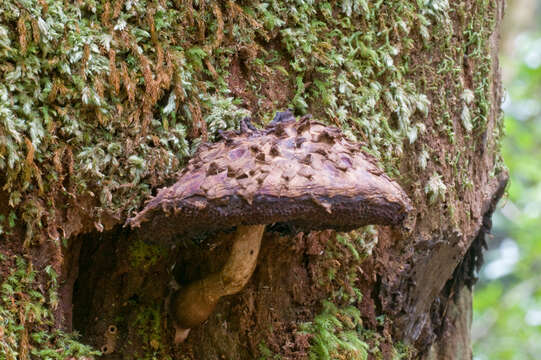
[127,110,412,343]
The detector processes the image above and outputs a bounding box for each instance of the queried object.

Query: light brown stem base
[170,224,265,344]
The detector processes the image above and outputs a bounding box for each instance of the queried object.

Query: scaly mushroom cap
[128,111,412,238]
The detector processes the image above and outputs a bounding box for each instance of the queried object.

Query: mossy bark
[0,0,506,359]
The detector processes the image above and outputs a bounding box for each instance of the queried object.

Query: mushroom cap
[127,111,412,238]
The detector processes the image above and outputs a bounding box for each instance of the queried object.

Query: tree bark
[0,1,506,359]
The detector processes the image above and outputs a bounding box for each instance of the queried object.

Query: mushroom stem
[170,224,265,343]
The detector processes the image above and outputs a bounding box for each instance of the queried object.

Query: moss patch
[0,0,251,240]
[299,300,414,360]
[129,238,166,270]
[0,257,99,359]
[0,0,501,240]
[131,303,170,360]
[295,226,416,359]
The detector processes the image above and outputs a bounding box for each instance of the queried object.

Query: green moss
[268,0,435,177]
[299,227,384,358]
[392,342,416,360]
[299,300,369,360]
[129,238,166,270]
[299,300,415,360]
[425,172,447,205]
[0,257,99,359]
[258,342,281,360]
[132,303,170,360]
[463,0,495,133]
[0,0,250,239]
[0,0,501,239]
[320,227,378,303]
[0,0,451,236]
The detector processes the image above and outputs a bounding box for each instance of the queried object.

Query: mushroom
[127,110,412,343]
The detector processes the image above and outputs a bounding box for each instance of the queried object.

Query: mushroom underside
[136,193,407,241]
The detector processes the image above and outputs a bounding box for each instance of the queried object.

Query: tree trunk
[0,1,506,359]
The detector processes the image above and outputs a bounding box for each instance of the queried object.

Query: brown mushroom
[127,110,412,343]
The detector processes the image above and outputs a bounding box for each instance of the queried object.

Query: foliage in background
[472,4,541,358]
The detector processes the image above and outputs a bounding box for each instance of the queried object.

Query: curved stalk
[170,225,265,343]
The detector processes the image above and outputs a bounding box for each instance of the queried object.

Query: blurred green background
[472,1,541,358]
